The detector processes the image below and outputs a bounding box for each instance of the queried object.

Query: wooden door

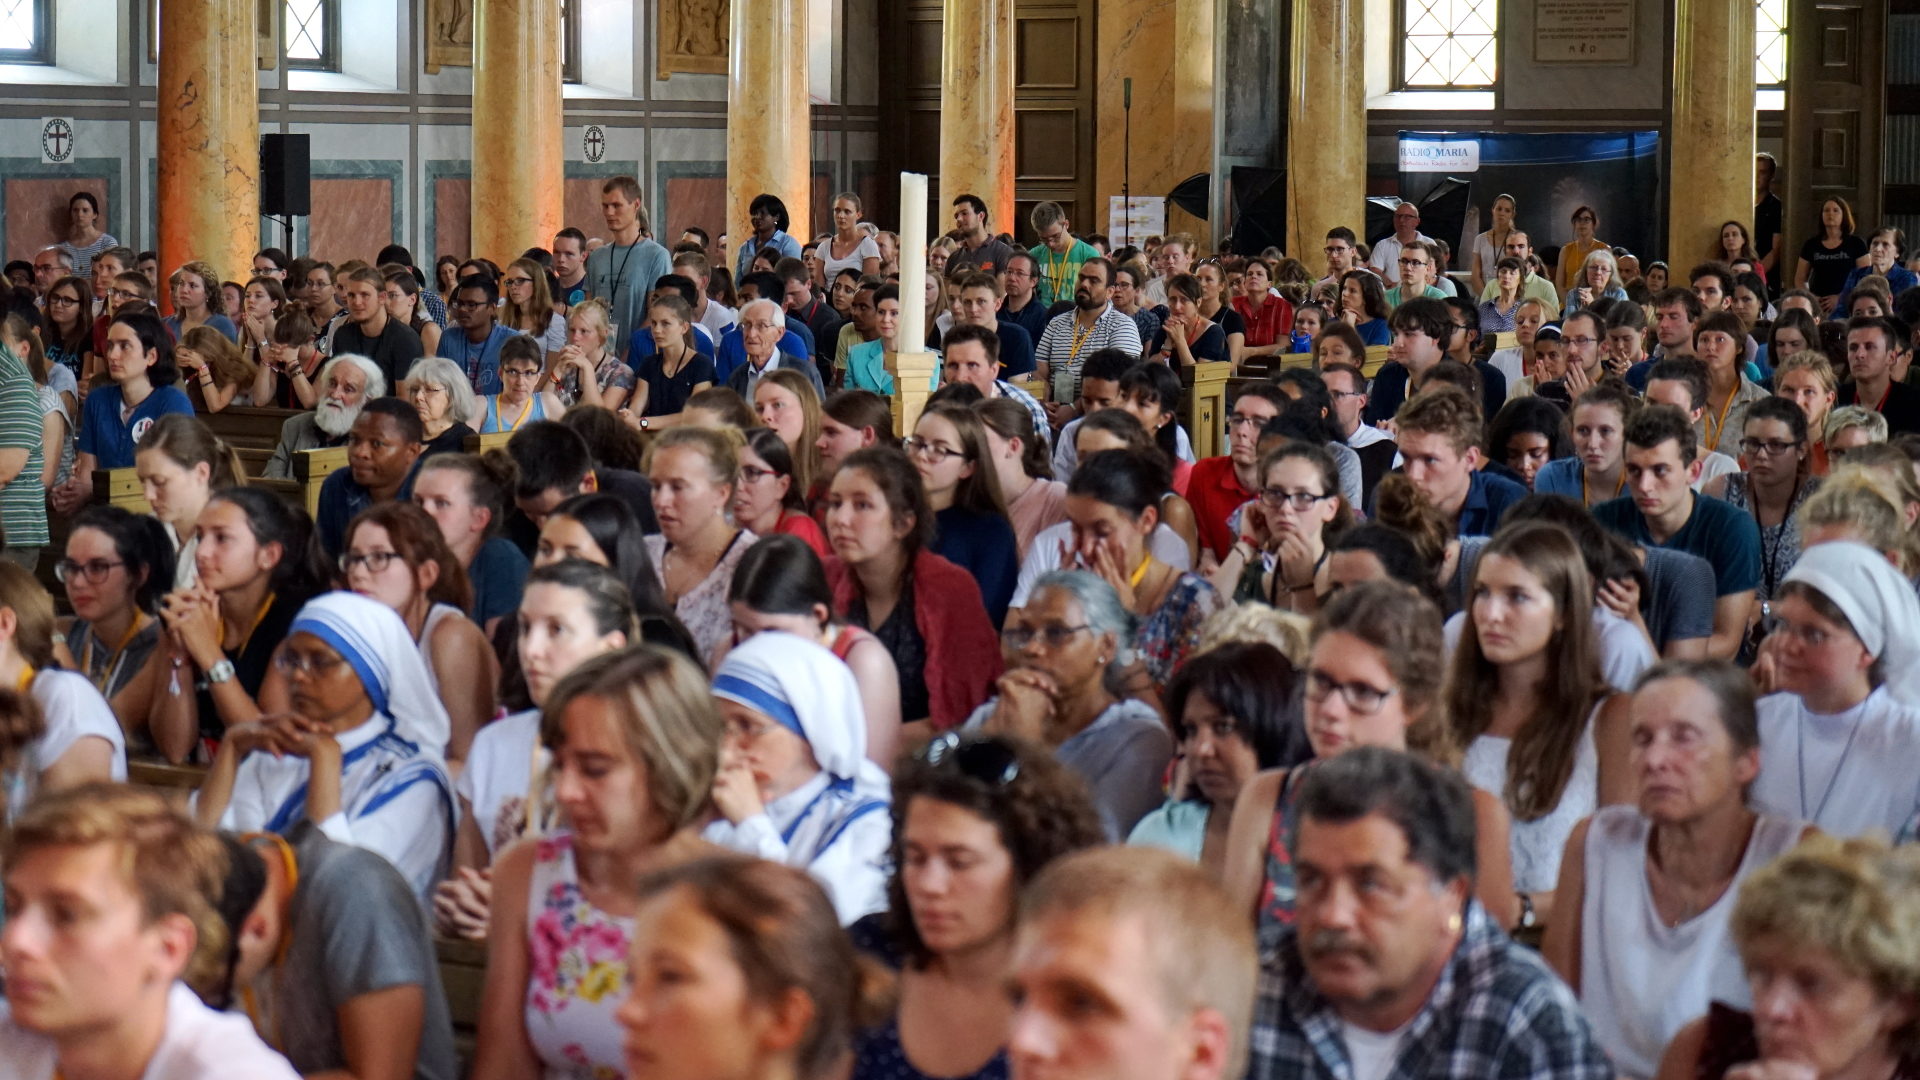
[1784,0,1887,248]
[877,0,1097,245]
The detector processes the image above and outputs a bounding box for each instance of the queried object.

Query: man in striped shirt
[1034,257,1144,426]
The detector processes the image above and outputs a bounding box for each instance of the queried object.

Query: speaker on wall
[261,134,311,217]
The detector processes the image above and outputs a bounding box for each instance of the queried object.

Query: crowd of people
[1,163,1920,1080]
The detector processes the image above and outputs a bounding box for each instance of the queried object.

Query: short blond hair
[1733,833,1920,1054]
[2,784,230,996]
[1772,349,1838,394]
[1196,603,1311,668]
[1020,847,1256,1077]
[1796,465,1920,576]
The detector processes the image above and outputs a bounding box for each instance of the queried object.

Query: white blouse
[703,771,891,925]
[1752,688,1920,838]
[1462,702,1602,894]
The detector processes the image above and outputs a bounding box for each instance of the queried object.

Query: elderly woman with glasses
[1557,206,1610,296]
[192,591,456,903]
[406,355,480,459]
[962,569,1172,838]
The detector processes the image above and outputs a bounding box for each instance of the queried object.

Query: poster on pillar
[1395,131,1662,278]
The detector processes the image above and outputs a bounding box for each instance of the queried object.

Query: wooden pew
[462,431,513,455]
[295,446,350,517]
[437,935,487,1065]
[91,467,152,514]
[202,405,302,453]
[1180,361,1232,460]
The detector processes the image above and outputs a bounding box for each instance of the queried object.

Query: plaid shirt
[1249,902,1613,1080]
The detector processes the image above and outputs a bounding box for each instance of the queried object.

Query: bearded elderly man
[263,353,383,480]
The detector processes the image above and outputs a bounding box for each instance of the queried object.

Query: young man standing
[1837,315,1920,435]
[1476,231,1561,316]
[947,193,1017,274]
[1028,201,1100,307]
[0,785,300,1079]
[1393,386,1526,536]
[551,226,590,309]
[1363,297,1453,425]
[1009,847,1255,1080]
[732,193,802,278]
[331,265,425,391]
[1593,403,1760,659]
[1754,152,1784,278]
[585,176,671,359]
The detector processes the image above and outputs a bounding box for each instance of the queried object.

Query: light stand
[1121,77,1132,247]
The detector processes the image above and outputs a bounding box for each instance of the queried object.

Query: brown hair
[540,646,723,835]
[824,389,899,449]
[418,451,515,536]
[758,368,825,496]
[1445,521,1606,820]
[686,386,760,431]
[135,413,242,489]
[180,324,258,391]
[342,501,474,612]
[1368,472,1452,570]
[2,783,231,997]
[918,402,1006,517]
[634,856,893,1079]
[1394,385,1483,455]
[974,396,1052,480]
[1257,441,1355,542]
[1313,581,1453,763]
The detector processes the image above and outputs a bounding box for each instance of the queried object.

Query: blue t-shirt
[468,535,529,628]
[1593,492,1762,597]
[435,323,518,396]
[162,313,239,343]
[77,385,194,468]
[1456,470,1528,538]
[995,319,1036,377]
[933,506,1019,630]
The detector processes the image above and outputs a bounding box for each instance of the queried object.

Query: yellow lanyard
[1704,383,1739,453]
[1044,247,1071,300]
[15,664,33,693]
[1128,554,1153,589]
[81,613,147,696]
[1068,320,1095,361]
[1581,469,1625,506]
[236,832,300,1048]
[495,394,534,432]
[225,593,277,657]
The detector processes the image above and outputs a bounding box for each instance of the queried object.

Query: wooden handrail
[90,467,151,513]
[294,446,350,516]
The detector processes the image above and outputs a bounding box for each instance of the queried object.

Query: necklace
[1796,700,1865,822]
[81,613,148,696]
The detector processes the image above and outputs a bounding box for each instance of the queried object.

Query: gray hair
[402,355,478,425]
[739,297,783,328]
[1826,404,1889,445]
[1581,247,1620,284]
[1289,746,1478,887]
[318,352,386,399]
[36,246,72,268]
[1030,569,1138,682]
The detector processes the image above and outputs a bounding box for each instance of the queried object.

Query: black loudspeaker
[261,134,311,217]
[1228,166,1286,255]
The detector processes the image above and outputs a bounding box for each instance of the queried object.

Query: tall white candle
[897,172,928,354]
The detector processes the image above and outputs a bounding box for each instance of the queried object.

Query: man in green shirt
[1028,201,1101,308]
[1384,241,1451,308]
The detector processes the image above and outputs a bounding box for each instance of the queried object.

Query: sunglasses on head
[920,733,1020,786]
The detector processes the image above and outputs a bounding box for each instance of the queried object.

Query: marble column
[1173,0,1215,246]
[1286,0,1364,277]
[156,0,259,292]
[1670,0,1755,267]
[729,0,811,260]
[940,0,1016,233]
[472,0,563,263]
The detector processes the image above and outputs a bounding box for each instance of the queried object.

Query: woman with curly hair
[163,260,238,342]
[848,733,1105,1080]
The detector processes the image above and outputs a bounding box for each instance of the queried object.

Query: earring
[1447,912,1462,934]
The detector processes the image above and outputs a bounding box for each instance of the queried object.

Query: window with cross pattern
[0,0,50,65]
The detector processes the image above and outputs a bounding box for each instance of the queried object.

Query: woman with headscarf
[193,591,455,903]
[705,631,892,925]
[1750,541,1920,838]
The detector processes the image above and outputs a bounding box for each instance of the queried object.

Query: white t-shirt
[1342,1017,1414,1080]
[455,710,545,860]
[817,235,881,282]
[1010,520,1192,609]
[1487,346,1526,387]
[1694,450,1739,491]
[696,299,736,340]
[539,311,566,354]
[1443,607,1654,693]
[0,981,301,1079]
[6,669,128,820]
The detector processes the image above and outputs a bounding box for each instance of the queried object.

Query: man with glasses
[1384,241,1449,308]
[264,354,384,480]
[1475,231,1561,317]
[999,251,1052,342]
[434,275,514,395]
[726,298,825,401]
[31,246,71,300]
[315,399,425,557]
[1188,384,1290,560]
[330,266,423,391]
[1368,203,1432,289]
[1323,362,1399,507]
[1315,228,1367,292]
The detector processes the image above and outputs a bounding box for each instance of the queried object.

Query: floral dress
[556,352,638,408]
[524,832,631,1079]
[1134,573,1224,696]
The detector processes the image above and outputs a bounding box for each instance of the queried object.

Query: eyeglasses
[109,289,142,301]
[1227,414,1270,430]
[1323,246,1351,255]
[55,558,124,584]
[904,436,967,462]
[738,463,782,483]
[1398,258,1429,268]
[502,276,534,287]
[1303,669,1397,714]
[502,367,541,380]
[1259,488,1335,510]
[1001,624,1091,650]
[449,299,488,310]
[46,294,80,308]
[338,550,401,574]
[1740,438,1803,457]
[273,650,349,678]
[921,732,1021,785]
[409,384,448,397]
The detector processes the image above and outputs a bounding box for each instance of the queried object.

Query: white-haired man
[263,353,384,479]
[724,298,825,401]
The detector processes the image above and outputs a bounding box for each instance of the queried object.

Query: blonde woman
[552,300,636,412]
[163,260,238,342]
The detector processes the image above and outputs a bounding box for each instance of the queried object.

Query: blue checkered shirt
[1248,901,1614,1080]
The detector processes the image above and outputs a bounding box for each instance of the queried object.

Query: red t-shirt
[776,509,833,561]
[1187,455,1255,559]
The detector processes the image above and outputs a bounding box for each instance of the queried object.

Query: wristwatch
[639,416,651,430]
[1515,892,1537,931]
[206,658,236,685]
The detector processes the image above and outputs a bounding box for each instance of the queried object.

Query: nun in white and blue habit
[202,591,456,904]
[704,630,893,924]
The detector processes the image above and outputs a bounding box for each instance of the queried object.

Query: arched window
[1398,0,1499,89]
[285,0,338,71]
[0,0,51,64]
